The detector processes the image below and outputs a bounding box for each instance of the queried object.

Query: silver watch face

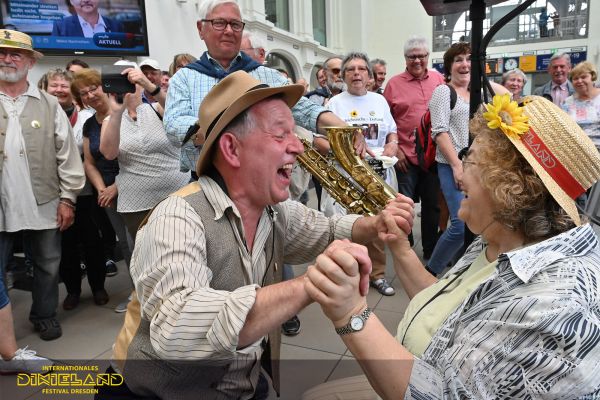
[350,316,364,331]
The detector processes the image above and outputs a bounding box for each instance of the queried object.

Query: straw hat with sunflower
[478,93,600,225]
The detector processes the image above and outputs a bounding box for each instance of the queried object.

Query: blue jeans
[427,163,465,274]
[0,229,61,322]
[396,163,440,256]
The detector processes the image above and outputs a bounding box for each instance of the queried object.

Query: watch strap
[149,85,161,96]
[335,307,371,336]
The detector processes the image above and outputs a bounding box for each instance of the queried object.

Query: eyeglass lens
[204,19,245,32]
[407,54,428,61]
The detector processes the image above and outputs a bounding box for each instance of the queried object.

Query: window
[432,0,589,52]
[265,0,290,31]
[312,0,327,46]
[265,52,296,82]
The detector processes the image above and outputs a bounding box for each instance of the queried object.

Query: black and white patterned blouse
[406,224,600,399]
[429,84,470,165]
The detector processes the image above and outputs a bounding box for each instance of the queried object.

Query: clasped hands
[305,194,414,327]
[98,184,118,208]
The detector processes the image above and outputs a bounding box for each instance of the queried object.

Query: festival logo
[16,364,124,396]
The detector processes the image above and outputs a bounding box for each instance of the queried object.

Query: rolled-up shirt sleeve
[131,196,262,360]
[54,106,84,202]
[280,200,359,265]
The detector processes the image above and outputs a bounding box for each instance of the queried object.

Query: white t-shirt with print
[326,91,396,149]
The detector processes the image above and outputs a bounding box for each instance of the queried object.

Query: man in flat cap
[102,71,412,400]
[0,30,84,346]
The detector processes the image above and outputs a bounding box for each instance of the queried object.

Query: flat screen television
[0,0,149,56]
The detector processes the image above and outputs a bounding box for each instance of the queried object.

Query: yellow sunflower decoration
[350,110,358,118]
[482,93,529,140]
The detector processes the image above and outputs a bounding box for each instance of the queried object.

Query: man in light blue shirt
[164,0,350,175]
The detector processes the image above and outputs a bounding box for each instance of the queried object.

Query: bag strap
[447,84,458,110]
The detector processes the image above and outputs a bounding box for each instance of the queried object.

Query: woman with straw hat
[303,94,600,399]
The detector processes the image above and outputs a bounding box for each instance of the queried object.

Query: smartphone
[101,65,135,96]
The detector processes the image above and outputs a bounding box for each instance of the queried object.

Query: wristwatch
[335,307,371,336]
[149,85,161,96]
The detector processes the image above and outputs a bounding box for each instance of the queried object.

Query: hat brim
[196,83,305,176]
[503,96,600,225]
[0,44,43,59]
[506,135,581,225]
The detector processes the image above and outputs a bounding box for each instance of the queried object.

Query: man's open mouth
[278,163,293,180]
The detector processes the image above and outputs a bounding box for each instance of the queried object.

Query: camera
[101,65,135,103]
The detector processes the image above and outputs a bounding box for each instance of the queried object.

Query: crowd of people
[0,0,599,398]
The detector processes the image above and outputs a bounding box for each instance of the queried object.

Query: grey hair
[370,58,386,68]
[222,107,256,140]
[323,56,343,71]
[403,36,429,55]
[549,52,571,68]
[198,0,240,20]
[341,52,372,77]
[37,68,73,90]
[501,68,527,85]
[242,31,267,52]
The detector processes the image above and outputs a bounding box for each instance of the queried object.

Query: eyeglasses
[406,53,429,61]
[202,18,245,32]
[329,68,341,75]
[458,147,477,170]
[0,50,24,61]
[79,85,98,98]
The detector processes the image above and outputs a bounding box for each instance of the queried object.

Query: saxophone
[296,127,397,216]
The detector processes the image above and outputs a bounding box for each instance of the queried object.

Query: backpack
[414,84,457,171]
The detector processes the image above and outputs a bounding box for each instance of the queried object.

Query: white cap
[139,59,161,70]
[114,60,138,68]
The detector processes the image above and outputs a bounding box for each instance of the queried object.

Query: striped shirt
[406,224,600,399]
[130,176,358,397]
[164,52,326,172]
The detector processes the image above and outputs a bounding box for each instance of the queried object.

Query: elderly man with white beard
[0,30,84,344]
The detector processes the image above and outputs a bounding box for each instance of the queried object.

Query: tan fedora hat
[482,94,600,225]
[0,30,43,59]
[195,71,304,176]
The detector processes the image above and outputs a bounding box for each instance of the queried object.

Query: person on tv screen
[52,0,123,38]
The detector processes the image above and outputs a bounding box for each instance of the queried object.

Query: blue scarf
[185,51,261,79]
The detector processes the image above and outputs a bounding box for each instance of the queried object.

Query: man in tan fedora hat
[102,71,413,399]
[0,29,84,346]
